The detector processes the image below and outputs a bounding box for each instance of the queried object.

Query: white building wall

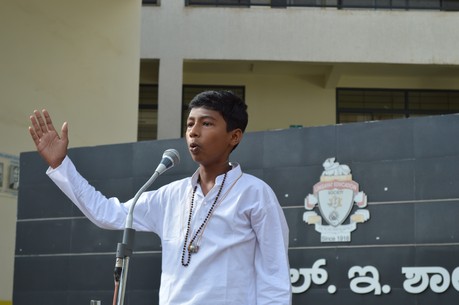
[142,5,459,64]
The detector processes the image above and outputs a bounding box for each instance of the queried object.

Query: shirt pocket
[161,204,184,241]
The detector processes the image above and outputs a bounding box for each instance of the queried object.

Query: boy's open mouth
[189,142,199,152]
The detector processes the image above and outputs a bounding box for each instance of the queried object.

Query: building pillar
[157,56,183,139]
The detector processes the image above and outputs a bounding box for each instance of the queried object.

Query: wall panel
[15,114,459,304]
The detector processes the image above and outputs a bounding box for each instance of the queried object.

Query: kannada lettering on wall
[291,258,459,295]
[304,158,369,242]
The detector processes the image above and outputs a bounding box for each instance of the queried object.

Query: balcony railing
[184,0,459,10]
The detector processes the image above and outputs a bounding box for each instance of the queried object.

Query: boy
[29,91,292,305]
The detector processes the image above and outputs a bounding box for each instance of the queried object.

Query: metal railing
[184,0,459,10]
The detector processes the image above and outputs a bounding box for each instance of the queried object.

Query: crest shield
[317,186,354,227]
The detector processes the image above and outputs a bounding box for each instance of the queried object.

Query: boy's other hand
[29,109,68,169]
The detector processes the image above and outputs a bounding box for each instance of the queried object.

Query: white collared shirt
[48,156,292,305]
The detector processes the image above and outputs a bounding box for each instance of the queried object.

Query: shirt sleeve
[46,156,162,233]
[251,184,292,305]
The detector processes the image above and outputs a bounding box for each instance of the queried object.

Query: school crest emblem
[304,158,370,242]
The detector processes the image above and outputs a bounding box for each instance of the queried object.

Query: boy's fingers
[28,126,40,146]
[30,113,43,138]
[42,109,56,132]
[61,122,68,141]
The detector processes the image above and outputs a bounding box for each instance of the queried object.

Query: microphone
[154,148,180,175]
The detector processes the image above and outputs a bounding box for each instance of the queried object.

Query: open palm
[29,109,68,168]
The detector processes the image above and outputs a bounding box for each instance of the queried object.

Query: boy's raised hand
[29,109,68,168]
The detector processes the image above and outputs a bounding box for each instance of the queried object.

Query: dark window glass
[337,89,459,124]
[186,0,451,10]
[138,85,158,141]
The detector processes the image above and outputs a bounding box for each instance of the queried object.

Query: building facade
[139,1,459,139]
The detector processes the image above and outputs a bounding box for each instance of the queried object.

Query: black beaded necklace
[181,172,227,267]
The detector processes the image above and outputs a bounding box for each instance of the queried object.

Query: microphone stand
[114,171,161,305]
[112,148,179,305]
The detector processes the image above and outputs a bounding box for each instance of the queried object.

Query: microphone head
[163,148,180,167]
[155,149,180,175]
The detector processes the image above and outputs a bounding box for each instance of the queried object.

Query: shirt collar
[190,162,242,188]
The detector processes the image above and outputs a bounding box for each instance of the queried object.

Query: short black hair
[188,90,248,133]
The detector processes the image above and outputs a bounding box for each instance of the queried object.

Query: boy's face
[186,107,241,167]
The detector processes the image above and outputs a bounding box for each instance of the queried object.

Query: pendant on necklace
[188,244,199,253]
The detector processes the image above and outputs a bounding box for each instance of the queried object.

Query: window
[337,88,459,124]
[142,0,158,4]
[138,84,158,141]
[185,0,458,10]
[186,0,249,6]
